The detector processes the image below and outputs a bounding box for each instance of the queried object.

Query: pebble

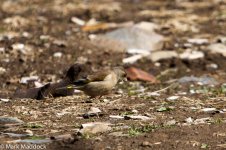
[180,50,204,60]
[79,122,112,135]
[20,76,39,84]
[165,119,177,126]
[109,115,124,119]
[187,38,208,45]
[149,51,178,62]
[53,52,63,58]
[207,43,226,57]
[0,98,10,102]
[201,108,217,112]
[0,68,6,74]
[71,17,85,26]
[83,107,102,118]
[167,96,180,101]
[141,141,151,147]
[124,115,151,120]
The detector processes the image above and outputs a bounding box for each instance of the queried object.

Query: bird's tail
[55,85,77,91]
[55,79,87,91]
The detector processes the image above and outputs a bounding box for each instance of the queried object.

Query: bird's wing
[73,69,112,86]
[87,69,112,82]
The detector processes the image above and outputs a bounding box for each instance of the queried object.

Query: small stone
[154,142,161,145]
[141,141,151,147]
[149,51,178,62]
[127,48,151,55]
[22,32,31,38]
[123,54,144,64]
[124,115,151,120]
[20,76,39,84]
[0,47,5,53]
[185,117,194,123]
[178,76,218,85]
[71,17,85,26]
[79,122,111,135]
[53,52,63,58]
[12,43,33,55]
[201,108,217,112]
[126,67,158,83]
[207,43,226,57]
[3,16,29,27]
[187,38,209,45]
[0,98,10,102]
[167,96,180,101]
[147,92,160,96]
[109,115,124,119]
[165,119,176,126]
[180,50,204,60]
[88,107,102,114]
[40,35,50,41]
[194,117,211,125]
[131,109,138,114]
[53,40,67,47]
[12,43,24,51]
[206,63,218,70]
[0,67,6,75]
[83,107,102,118]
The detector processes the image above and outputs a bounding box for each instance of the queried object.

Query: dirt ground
[0,0,226,150]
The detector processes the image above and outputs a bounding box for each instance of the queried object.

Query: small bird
[65,67,126,98]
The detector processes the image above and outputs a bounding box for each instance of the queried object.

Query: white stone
[187,38,209,45]
[20,76,39,84]
[71,17,85,26]
[167,96,180,101]
[180,50,204,60]
[149,51,178,62]
[53,52,63,58]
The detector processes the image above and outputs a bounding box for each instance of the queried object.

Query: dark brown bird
[13,63,83,100]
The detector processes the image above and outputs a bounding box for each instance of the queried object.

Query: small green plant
[128,125,160,136]
[28,136,45,140]
[127,90,137,96]
[81,133,91,139]
[213,118,223,124]
[201,143,208,149]
[120,111,134,116]
[157,106,172,112]
[24,123,43,128]
[128,126,142,136]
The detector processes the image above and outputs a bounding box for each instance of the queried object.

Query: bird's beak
[56,85,76,90]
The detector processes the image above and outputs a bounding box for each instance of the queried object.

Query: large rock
[104,24,164,51]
